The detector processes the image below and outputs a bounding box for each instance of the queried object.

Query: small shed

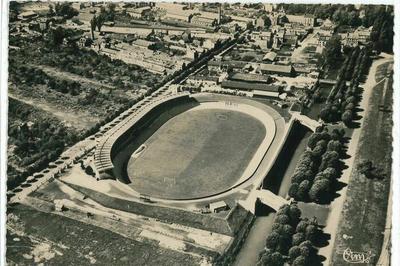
[209,201,228,213]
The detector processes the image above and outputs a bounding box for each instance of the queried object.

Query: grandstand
[94,92,190,179]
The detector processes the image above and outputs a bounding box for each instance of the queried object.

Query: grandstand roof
[257,63,293,74]
[229,72,270,84]
[221,80,280,92]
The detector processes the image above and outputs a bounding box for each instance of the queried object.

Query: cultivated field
[127,106,267,199]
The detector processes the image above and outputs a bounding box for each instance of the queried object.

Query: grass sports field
[127,106,267,199]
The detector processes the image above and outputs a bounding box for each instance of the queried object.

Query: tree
[257,249,273,266]
[296,220,309,233]
[341,109,353,125]
[282,224,294,236]
[327,140,342,153]
[289,246,301,261]
[292,232,306,246]
[320,106,332,122]
[322,35,342,67]
[298,180,311,200]
[271,222,284,232]
[288,204,302,225]
[358,159,374,178]
[292,255,307,266]
[54,2,78,19]
[305,224,319,243]
[312,144,326,158]
[308,179,331,202]
[48,4,55,16]
[307,133,322,150]
[50,26,65,47]
[289,183,299,198]
[299,240,313,249]
[270,252,285,266]
[319,151,340,171]
[266,231,280,250]
[275,214,290,225]
[96,14,106,32]
[322,167,338,181]
[85,38,93,47]
[90,15,97,39]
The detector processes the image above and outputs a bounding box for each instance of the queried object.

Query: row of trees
[320,47,371,125]
[369,7,394,53]
[288,126,345,203]
[89,3,117,37]
[278,4,392,29]
[320,35,342,69]
[257,203,321,266]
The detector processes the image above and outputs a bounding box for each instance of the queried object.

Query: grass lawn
[127,107,266,199]
[7,204,203,266]
[331,74,393,265]
[375,61,393,82]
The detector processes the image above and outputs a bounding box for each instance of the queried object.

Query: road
[318,53,393,265]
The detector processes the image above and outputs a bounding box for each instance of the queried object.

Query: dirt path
[318,53,393,264]
[8,94,97,131]
[33,65,116,90]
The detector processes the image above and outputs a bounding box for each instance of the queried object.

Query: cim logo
[342,248,375,264]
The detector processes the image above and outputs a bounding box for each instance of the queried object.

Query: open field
[127,106,266,199]
[331,69,393,265]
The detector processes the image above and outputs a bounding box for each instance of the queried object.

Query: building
[208,59,251,71]
[209,201,228,213]
[17,11,38,21]
[132,39,154,49]
[263,51,277,62]
[315,32,332,47]
[126,6,151,19]
[253,89,281,98]
[221,80,281,98]
[339,27,372,47]
[157,2,192,23]
[190,15,216,28]
[255,17,267,29]
[186,75,219,86]
[229,72,271,84]
[202,39,215,50]
[285,14,316,27]
[251,31,273,49]
[257,63,295,77]
[163,13,190,23]
[264,4,276,13]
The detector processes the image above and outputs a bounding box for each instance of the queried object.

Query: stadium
[93,93,286,202]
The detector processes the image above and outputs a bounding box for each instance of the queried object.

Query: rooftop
[258,63,293,74]
[221,80,280,92]
[229,72,270,83]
